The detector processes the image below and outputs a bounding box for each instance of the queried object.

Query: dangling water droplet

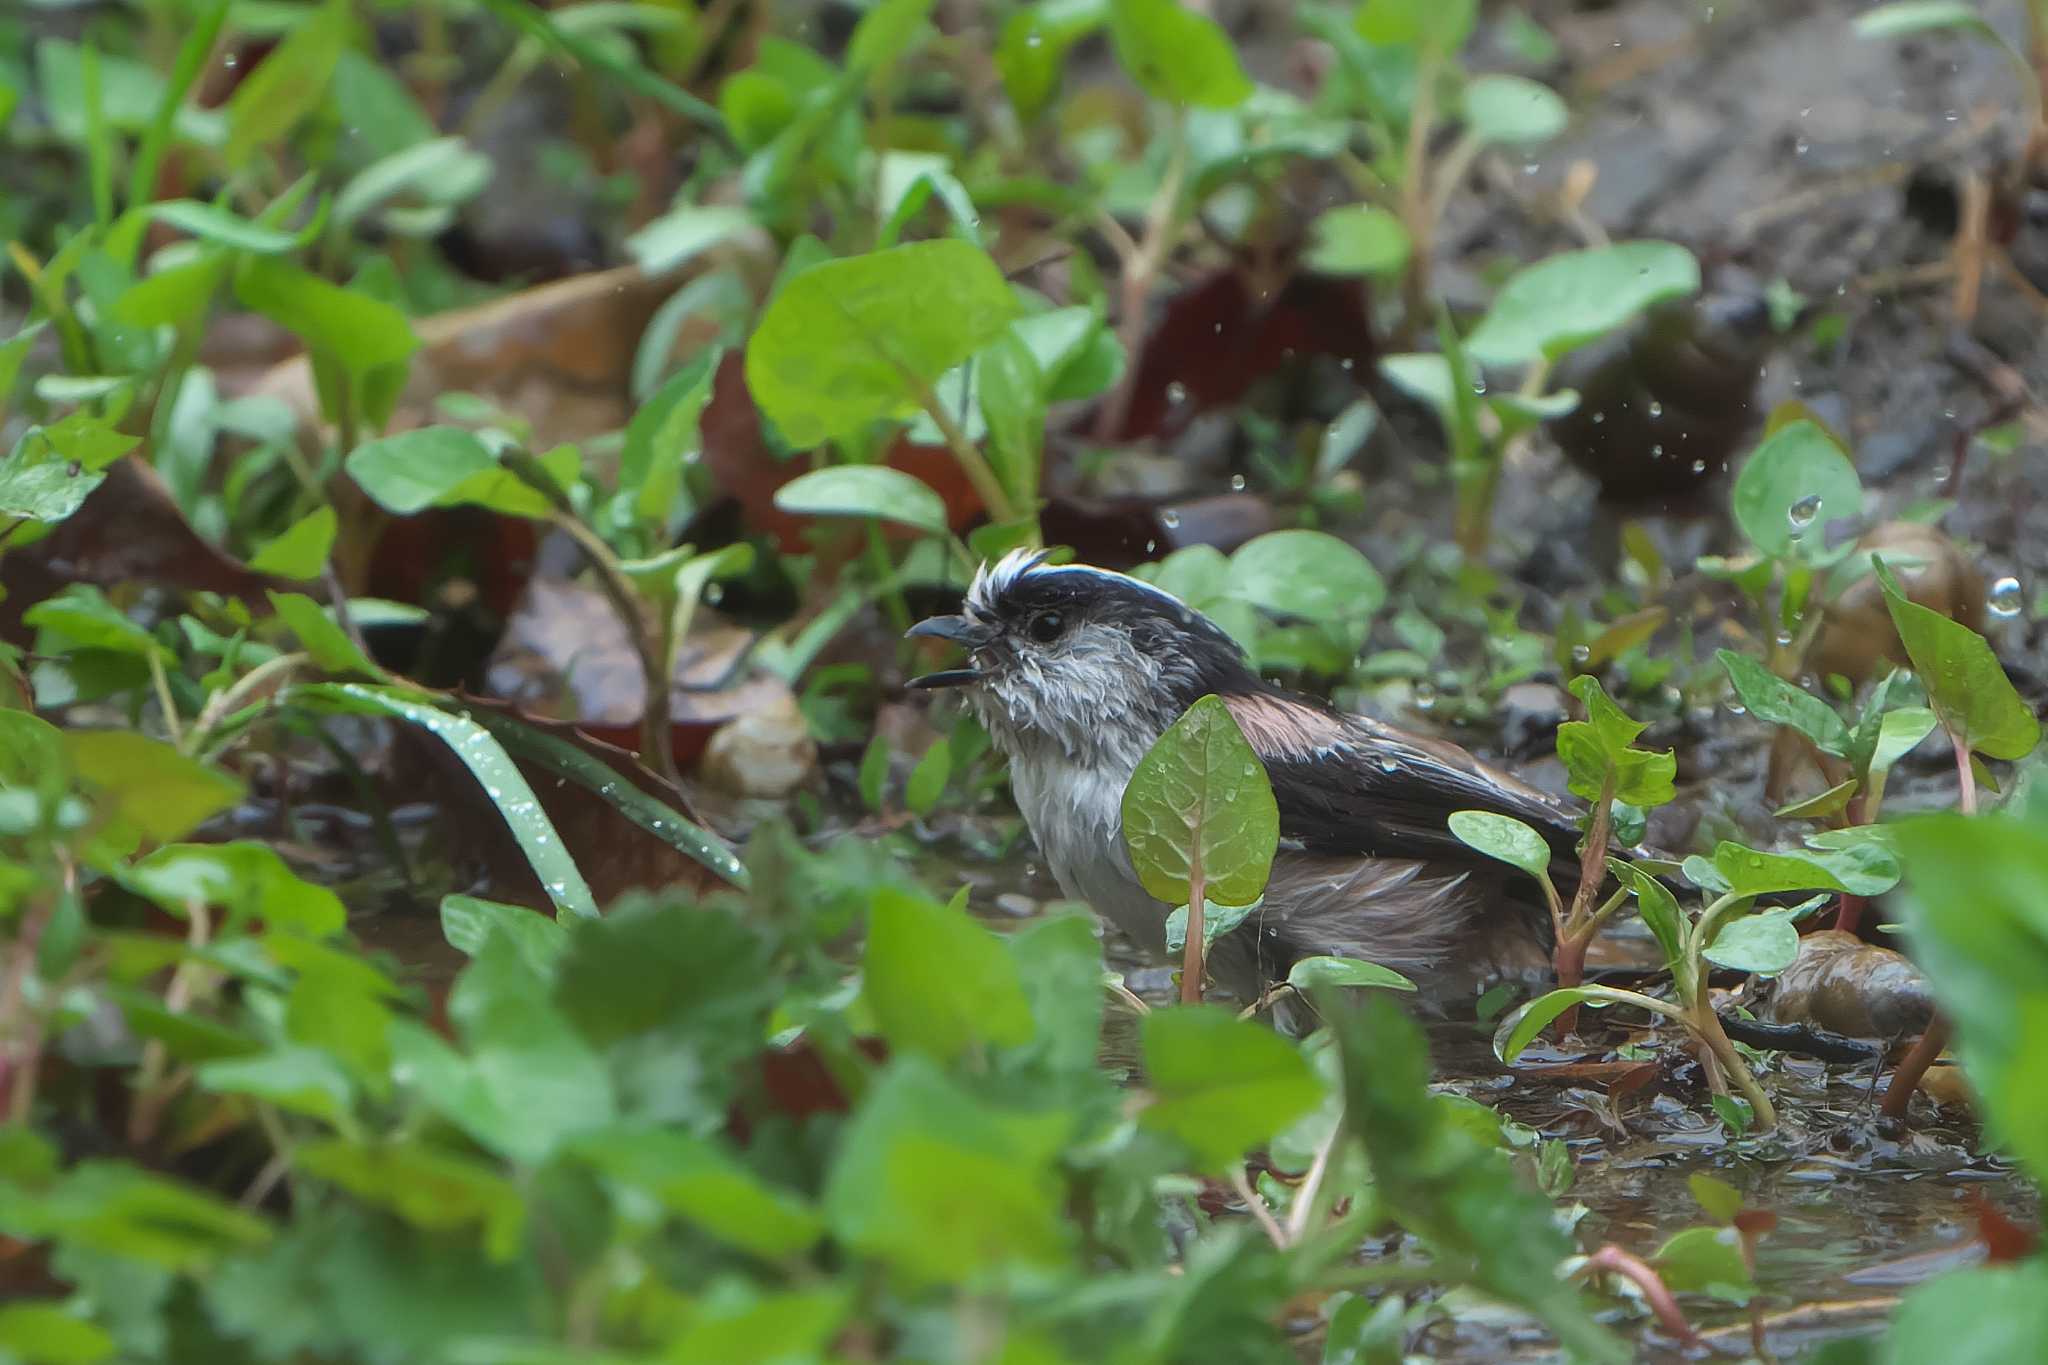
[1470,376,1487,396]
[1165,381,1189,406]
[1229,473,1247,491]
[1988,576,2023,617]
[1727,702,1747,717]
[1570,643,1591,665]
[1650,444,1664,458]
[1413,682,1437,712]
[1590,411,1605,425]
[1647,401,1664,419]
[1775,629,1795,648]
[1787,494,1823,534]
[1160,509,1182,529]
[1377,755,1399,774]
[1692,459,1708,474]
[705,583,724,605]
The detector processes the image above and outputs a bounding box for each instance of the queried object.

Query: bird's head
[906,549,1259,762]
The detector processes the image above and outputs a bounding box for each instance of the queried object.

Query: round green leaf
[1460,74,1568,145]
[744,240,1021,448]
[1227,530,1385,624]
[1466,241,1700,368]
[1306,205,1411,276]
[1730,420,1863,560]
[1120,695,1279,908]
[1448,810,1552,880]
[1108,0,1253,108]
[1286,955,1417,993]
[773,466,949,535]
[1701,909,1800,976]
[1139,1005,1320,1171]
[864,887,1035,1061]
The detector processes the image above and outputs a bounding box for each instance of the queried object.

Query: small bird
[906,549,1591,1011]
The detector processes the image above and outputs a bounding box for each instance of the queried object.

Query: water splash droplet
[1570,643,1591,665]
[1647,401,1664,419]
[1160,509,1182,529]
[1787,494,1823,534]
[1988,576,2023,618]
[1165,381,1189,406]
[1229,473,1247,491]
[1692,459,1708,474]
[1413,683,1437,712]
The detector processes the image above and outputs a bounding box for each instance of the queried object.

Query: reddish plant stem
[1832,893,1867,936]
[1181,845,1205,1006]
[1580,1245,1701,1349]
[1953,729,1979,816]
[1554,777,1614,1038]
[1881,1014,1952,1122]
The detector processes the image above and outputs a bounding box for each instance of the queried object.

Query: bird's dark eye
[1026,610,1066,643]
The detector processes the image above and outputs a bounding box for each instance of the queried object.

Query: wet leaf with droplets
[1874,558,2040,762]
[1121,694,1278,908]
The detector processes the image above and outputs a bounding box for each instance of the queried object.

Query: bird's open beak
[905,614,993,689]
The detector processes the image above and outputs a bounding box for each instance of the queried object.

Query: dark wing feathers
[1255,719,1589,887]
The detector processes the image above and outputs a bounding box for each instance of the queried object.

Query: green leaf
[1495,987,1610,1061]
[268,591,383,677]
[1854,1,2001,41]
[625,204,756,274]
[863,887,1035,1059]
[1731,420,1863,560]
[1876,559,2040,761]
[1709,839,1899,897]
[1139,1006,1319,1170]
[1882,1262,2048,1365]
[65,733,244,844]
[291,684,598,919]
[343,427,493,515]
[1702,908,1800,975]
[825,1057,1070,1284]
[1227,530,1385,624]
[1718,649,1851,756]
[621,350,718,524]
[1285,955,1416,993]
[1465,241,1700,368]
[1448,810,1552,880]
[248,505,336,579]
[428,931,615,1164]
[22,586,169,662]
[440,894,566,977]
[744,240,1021,447]
[569,1125,823,1258]
[225,0,351,165]
[1108,0,1253,108]
[458,708,747,888]
[1556,675,1676,807]
[1354,0,1477,49]
[196,1047,355,1127]
[296,1138,523,1259]
[1615,860,1687,978]
[668,1287,856,1364]
[1774,778,1861,821]
[978,329,1047,510]
[0,1302,116,1365]
[113,256,229,329]
[1304,205,1411,277]
[1866,705,1939,809]
[145,200,311,255]
[332,136,492,232]
[1460,74,1569,145]
[7,1162,270,1272]
[1121,694,1279,908]
[1162,896,1263,954]
[1330,997,1626,1363]
[0,459,104,526]
[125,842,344,934]
[1652,1225,1754,1304]
[233,257,417,381]
[1689,1172,1744,1222]
[904,738,951,816]
[773,466,950,535]
[997,0,1107,120]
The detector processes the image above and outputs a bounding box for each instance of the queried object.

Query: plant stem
[553,510,681,787]
[1952,728,1978,815]
[186,652,309,757]
[1396,51,1442,339]
[1228,1166,1289,1250]
[1096,110,1188,440]
[911,373,1015,525]
[1555,775,1615,1036]
[1181,846,1205,1006]
[1695,1003,1777,1131]
[1880,1013,1952,1122]
[147,650,184,750]
[1578,1245,1701,1349]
